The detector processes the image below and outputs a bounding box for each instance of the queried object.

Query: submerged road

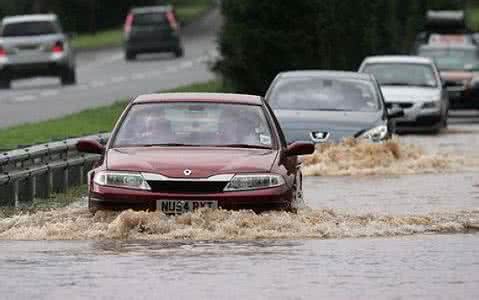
[0,9,220,128]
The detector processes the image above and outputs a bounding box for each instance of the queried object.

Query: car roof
[133,93,263,105]
[278,70,372,80]
[131,5,173,14]
[362,55,434,65]
[1,14,57,25]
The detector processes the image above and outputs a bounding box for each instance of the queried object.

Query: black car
[123,5,184,61]
[265,71,403,144]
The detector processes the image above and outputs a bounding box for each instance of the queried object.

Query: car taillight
[52,41,64,53]
[0,47,6,57]
[166,11,178,31]
[124,13,134,34]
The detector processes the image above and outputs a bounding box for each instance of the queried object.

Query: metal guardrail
[0,133,110,207]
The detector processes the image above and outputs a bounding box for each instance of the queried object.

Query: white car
[359,56,449,133]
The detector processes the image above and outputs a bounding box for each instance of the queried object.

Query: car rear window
[132,13,168,26]
[1,21,60,37]
[269,77,380,112]
[113,102,274,149]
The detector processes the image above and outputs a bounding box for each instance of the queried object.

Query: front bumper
[89,184,294,213]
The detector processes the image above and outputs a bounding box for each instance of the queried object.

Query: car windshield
[362,63,438,87]
[113,102,274,149]
[269,77,380,112]
[133,13,167,26]
[418,48,479,71]
[1,21,59,37]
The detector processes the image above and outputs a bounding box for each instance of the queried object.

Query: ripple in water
[0,208,478,241]
[303,138,479,176]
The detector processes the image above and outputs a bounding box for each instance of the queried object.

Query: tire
[61,68,76,86]
[125,51,136,61]
[0,79,11,89]
[174,47,184,58]
[88,199,99,215]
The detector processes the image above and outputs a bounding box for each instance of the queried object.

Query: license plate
[157,200,218,214]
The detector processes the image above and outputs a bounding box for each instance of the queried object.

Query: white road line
[179,61,194,68]
[14,95,37,102]
[132,74,146,80]
[111,76,127,83]
[40,90,59,97]
[90,81,106,88]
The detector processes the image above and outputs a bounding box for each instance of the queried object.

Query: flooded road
[1,121,478,299]
[1,235,478,300]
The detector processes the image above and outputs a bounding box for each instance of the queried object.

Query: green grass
[0,80,223,150]
[72,0,215,50]
[469,6,479,31]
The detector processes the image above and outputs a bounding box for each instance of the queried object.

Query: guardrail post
[52,166,67,194]
[17,177,34,207]
[34,171,50,199]
[0,182,15,207]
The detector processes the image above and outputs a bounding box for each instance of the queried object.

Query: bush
[215,0,464,95]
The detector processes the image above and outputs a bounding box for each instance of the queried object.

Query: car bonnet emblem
[183,169,192,176]
[310,131,330,143]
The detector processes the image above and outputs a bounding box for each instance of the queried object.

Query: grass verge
[72,0,215,50]
[0,80,223,150]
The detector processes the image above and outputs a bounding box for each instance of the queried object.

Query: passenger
[140,112,174,144]
[218,108,259,145]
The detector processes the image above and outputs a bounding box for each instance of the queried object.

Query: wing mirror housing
[286,142,315,157]
[387,107,405,119]
[77,140,105,155]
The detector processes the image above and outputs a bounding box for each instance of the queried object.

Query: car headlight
[224,174,285,191]
[93,171,151,190]
[422,101,440,109]
[359,125,388,142]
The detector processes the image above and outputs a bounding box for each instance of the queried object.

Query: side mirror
[387,107,405,119]
[286,142,315,157]
[77,140,105,155]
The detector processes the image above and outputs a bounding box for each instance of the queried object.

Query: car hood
[380,86,440,103]
[274,109,384,143]
[106,147,278,178]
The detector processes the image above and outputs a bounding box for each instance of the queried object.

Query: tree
[216,0,466,94]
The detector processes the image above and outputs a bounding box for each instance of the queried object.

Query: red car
[77,93,314,214]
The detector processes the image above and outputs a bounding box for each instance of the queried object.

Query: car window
[362,63,438,88]
[1,21,59,37]
[269,78,380,112]
[113,102,274,148]
[418,48,479,71]
[132,13,167,26]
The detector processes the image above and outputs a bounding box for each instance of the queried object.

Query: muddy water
[0,124,478,299]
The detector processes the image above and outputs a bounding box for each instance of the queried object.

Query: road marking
[14,95,37,102]
[179,61,194,68]
[91,81,106,88]
[111,76,127,83]
[40,90,59,97]
[132,74,146,80]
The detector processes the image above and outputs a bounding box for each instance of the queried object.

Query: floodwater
[1,122,479,299]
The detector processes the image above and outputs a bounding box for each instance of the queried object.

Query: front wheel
[125,51,136,61]
[174,47,184,58]
[61,68,76,85]
[0,79,11,89]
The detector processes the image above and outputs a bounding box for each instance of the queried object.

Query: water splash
[303,138,477,176]
[1,208,478,241]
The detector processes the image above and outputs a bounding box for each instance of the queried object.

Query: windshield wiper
[215,144,272,149]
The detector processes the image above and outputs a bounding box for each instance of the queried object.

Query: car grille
[386,102,414,109]
[147,181,229,194]
[445,80,464,88]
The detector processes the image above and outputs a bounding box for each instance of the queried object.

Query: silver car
[359,56,449,133]
[0,14,76,89]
